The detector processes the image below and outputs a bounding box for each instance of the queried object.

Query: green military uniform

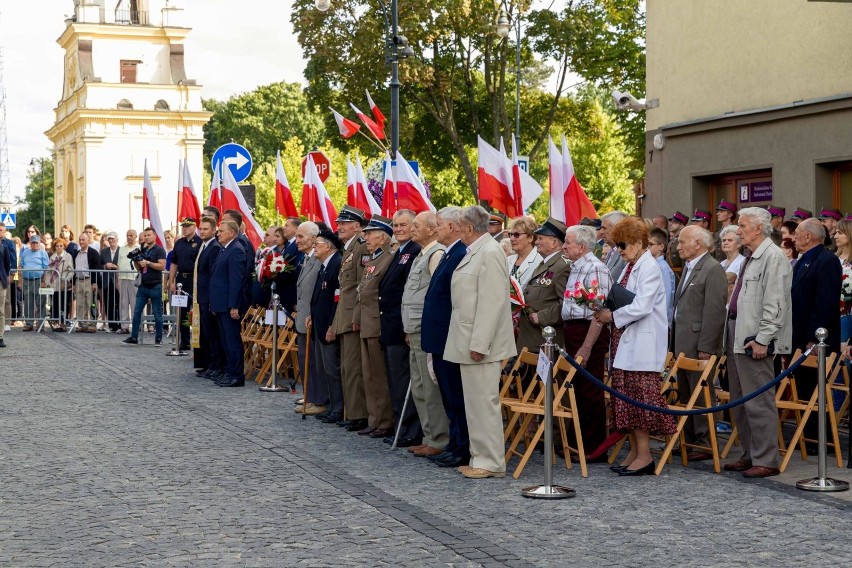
[516,253,571,353]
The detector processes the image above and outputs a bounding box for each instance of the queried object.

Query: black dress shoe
[610,464,628,473]
[383,437,422,447]
[217,378,245,388]
[345,419,369,432]
[195,368,208,376]
[314,411,331,420]
[618,461,655,476]
[322,412,343,424]
[336,420,354,428]
[437,456,469,468]
[369,428,393,438]
[427,451,455,462]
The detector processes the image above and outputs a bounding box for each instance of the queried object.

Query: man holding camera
[122,227,167,346]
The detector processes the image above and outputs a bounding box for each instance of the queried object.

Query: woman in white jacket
[44,237,74,331]
[594,217,675,476]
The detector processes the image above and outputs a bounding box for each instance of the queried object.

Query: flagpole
[176,159,183,231]
[275,152,281,227]
[356,128,388,153]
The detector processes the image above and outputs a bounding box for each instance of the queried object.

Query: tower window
[117,99,134,110]
[120,60,138,84]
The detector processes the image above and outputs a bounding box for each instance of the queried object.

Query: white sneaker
[3,325,9,332]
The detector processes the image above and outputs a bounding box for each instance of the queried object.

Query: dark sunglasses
[616,242,628,251]
[508,232,526,239]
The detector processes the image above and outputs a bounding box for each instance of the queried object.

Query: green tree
[203,82,326,170]
[15,157,55,235]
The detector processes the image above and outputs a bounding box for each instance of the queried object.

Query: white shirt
[680,252,707,292]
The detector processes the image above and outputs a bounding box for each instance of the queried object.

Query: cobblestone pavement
[1,329,851,567]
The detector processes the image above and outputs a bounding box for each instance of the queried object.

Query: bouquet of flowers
[565,279,606,310]
[841,264,852,315]
[509,276,527,336]
[257,250,295,286]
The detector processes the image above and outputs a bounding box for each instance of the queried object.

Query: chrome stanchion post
[797,328,849,492]
[522,326,576,499]
[167,283,189,356]
[260,286,285,393]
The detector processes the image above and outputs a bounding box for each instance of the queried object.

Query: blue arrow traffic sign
[0,212,15,229]
[212,143,253,183]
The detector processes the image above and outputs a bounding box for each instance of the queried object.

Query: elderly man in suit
[600,211,627,279]
[672,225,728,460]
[402,211,450,457]
[353,215,396,438]
[379,209,423,446]
[291,221,325,415]
[277,217,303,313]
[724,207,792,478]
[195,217,224,381]
[445,206,517,479]
[791,218,841,447]
[517,218,570,353]
[309,229,345,423]
[330,205,370,432]
[210,219,248,388]
[422,206,471,469]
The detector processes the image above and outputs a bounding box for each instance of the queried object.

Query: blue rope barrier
[555,346,814,417]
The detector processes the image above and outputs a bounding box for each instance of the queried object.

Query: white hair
[437,206,463,226]
[566,225,597,250]
[298,221,320,237]
[460,206,490,233]
[739,207,772,238]
[719,225,740,242]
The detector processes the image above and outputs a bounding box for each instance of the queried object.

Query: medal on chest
[398,253,410,265]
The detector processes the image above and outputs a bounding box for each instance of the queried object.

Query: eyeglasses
[508,232,526,239]
[616,242,628,251]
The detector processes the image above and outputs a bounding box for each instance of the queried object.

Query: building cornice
[58,23,190,49]
[46,109,213,141]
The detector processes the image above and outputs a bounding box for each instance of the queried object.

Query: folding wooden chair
[655,353,720,475]
[776,350,843,472]
[256,319,300,387]
[500,348,542,430]
[504,356,587,479]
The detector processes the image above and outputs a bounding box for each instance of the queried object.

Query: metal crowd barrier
[9,267,176,336]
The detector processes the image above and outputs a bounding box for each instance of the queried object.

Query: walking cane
[390,381,412,450]
[302,320,312,420]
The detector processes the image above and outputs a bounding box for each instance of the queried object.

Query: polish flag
[549,135,596,226]
[366,90,386,132]
[512,136,544,212]
[349,102,385,140]
[142,160,166,247]
[347,155,380,219]
[381,152,397,217]
[477,136,516,217]
[207,164,222,211]
[275,150,299,218]
[301,154,338,231]
[395,151,436,213]
[177,160,202,225]
[220,162,264,248]
[330,107,361,139]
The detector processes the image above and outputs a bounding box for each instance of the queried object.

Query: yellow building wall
[646,0,852,131]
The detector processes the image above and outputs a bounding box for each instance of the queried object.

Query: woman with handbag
[594,216,676,476]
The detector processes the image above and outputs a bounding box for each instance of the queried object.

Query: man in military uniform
[353,216,396,438]
[713,200,737,261]
[791,207,813,223]
[517,218,571,353]
[487,214,505,242]
[767,206,786,245]
[330,205,371,432]
[818,207,842,252]
[169,218,202,353]
[667,211,688,275]
[690,209,711,230]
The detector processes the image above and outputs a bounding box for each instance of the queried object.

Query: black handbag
[605,283,635,311]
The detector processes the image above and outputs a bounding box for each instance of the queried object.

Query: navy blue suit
[277,239,304,314]
[0,240,10,289]
[211,240,247,381]
[421,240,469,459]
[196,238,223,372]
[379,241,423,441]
[235,233,255,312]
[310,252,344,413]
[791,245,842,442]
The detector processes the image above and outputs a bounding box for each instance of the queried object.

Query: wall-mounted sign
[739,181,772,203]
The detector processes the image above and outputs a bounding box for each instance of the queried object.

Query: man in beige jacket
[445,206,517,479]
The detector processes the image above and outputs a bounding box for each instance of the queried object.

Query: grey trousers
[384,343,422,441]
[726,320,780,468]
[118,279,137,331]
[407,333,449,449]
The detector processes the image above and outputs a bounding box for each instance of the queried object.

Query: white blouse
[506,249,543,289]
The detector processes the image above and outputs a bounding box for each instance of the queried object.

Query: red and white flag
[275,150,299,218]
[381,152,397,217]
[142,160,166,247]
[512,136,544,212]
[330,107,361,139]
[366,90,386,132]
[395,151,436,213]
[549,135,596,226]
[207,163,222,211]
[301,154,338,231]
[349,102,385,140]
[220,162,264,248]
[477,136,516,217]
[177,160,202,225]
[347,155,380,219]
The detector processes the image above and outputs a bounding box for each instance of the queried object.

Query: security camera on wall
[612,90,647,112]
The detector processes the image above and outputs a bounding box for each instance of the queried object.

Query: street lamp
[29,158,45,231]
[315,0,414,161]
[496,7,522,150]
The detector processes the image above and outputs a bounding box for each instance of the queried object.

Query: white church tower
[46,0,211,236]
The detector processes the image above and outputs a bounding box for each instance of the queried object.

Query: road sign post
[0,212,15,229]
